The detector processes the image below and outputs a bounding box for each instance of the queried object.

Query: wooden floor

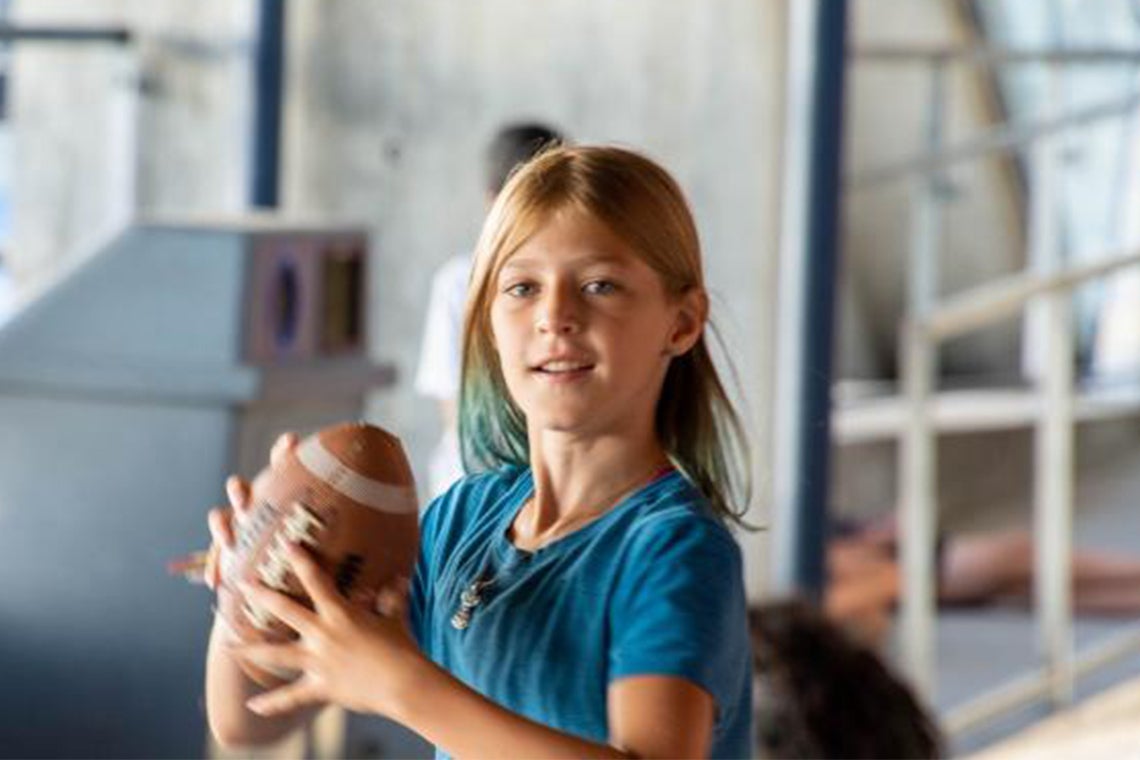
[966,675,1140,760]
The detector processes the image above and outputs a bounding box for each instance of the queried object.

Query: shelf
[832,383,1140,445]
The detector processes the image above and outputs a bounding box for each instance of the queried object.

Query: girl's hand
[204,433,299,591]
[203,475,249,591]
[227,541,419,718]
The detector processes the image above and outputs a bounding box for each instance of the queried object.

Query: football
[216,422,419,686]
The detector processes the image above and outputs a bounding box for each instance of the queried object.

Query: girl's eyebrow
[500,252,631,272]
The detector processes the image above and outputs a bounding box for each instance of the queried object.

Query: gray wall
[10,1,254,283]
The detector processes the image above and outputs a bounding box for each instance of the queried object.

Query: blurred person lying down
[825,514,1140,646]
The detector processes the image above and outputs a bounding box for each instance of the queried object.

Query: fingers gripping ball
[216,422,419,687]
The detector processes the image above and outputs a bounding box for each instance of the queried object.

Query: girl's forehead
[500,248,633,272]
[501,210,638,269]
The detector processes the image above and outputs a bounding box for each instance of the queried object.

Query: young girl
[205,145,753,758]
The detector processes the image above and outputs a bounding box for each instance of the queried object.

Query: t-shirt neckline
[496,467,679,559]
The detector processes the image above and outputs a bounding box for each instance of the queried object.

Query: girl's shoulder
[420,465,529,546]
[615,472,741,558]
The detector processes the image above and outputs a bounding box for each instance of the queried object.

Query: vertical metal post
[771,0,849,597]
[899,60,946,698]
[109,43,140,231]
[772,0,815,592]
[250,0,285,208]
[1032,61,1075,707]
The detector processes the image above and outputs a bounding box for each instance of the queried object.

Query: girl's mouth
[531,360,596,381]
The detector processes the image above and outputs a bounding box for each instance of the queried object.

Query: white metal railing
[847,45,1140,731]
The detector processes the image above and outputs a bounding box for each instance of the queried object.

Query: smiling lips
[531,358,596,379]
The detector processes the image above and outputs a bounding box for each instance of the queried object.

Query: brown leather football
[216,422,419,686]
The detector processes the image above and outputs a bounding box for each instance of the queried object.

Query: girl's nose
[535,287,581,334]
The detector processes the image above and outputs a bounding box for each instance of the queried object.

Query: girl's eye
[583,280,617,295]
[504,282,536,298]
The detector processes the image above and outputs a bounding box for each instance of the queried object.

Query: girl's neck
[510,433,671,551]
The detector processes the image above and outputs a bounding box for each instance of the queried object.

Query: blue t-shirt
[409,465,753,758]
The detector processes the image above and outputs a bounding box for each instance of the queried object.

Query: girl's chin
[530,413,592,430]
[524,410,601,436]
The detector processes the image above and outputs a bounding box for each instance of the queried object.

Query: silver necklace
[450,574,495,630]
[449,462,673,632]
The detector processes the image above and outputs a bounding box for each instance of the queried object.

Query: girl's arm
[608,675,716,758]
[205,617,322,747]
[233,543,716,759]
[388,662,714,759]
[203,445,322,748]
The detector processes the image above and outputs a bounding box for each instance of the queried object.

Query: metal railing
[847,44,1140,732]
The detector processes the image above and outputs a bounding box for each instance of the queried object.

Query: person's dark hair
[750,600,943,759]
[484,122,564,195]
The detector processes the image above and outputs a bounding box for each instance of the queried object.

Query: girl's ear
[665,288,708,357]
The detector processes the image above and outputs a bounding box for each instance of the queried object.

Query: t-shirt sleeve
[409,494,447,649]
[607,516,750,715]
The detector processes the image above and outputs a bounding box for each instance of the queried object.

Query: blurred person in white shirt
[414,122,565,498]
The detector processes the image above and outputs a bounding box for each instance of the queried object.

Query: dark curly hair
[750,600,942,759]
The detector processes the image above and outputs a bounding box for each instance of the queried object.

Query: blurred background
[1,0,1140,757]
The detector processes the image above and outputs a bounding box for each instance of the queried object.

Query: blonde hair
[458,145,751,526]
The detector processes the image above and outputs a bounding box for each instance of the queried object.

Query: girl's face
[489,209,702,440]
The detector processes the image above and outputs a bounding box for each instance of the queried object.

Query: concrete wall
[8,0,787,598]
[9,0,254,285]
[843,0,1025,380]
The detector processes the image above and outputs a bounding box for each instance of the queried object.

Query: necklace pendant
[452,577,493,631]
[451,609,472,630]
